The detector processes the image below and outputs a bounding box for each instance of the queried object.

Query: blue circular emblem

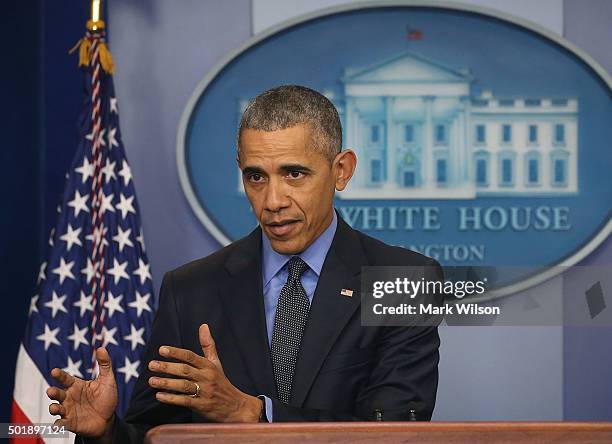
[177,2,611,294]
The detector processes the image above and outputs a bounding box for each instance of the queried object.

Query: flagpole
[71,0,113,74]
[83,0,113,375]
[88,0,105,31]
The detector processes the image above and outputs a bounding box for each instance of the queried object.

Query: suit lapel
[290,217,367,406]
[221,228,277,397]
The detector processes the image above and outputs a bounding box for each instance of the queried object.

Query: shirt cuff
[257,395,273,422]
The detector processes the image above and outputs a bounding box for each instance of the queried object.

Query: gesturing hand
[148,323,263,423]
[47,347,118,439]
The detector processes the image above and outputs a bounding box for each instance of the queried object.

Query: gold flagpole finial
[87,0,105,31]
[71,0,114,74]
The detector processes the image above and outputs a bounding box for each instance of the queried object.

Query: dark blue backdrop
[1,0,90,423]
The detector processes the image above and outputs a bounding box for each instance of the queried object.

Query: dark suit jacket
[112,215,443,442]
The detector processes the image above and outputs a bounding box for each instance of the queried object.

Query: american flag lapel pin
[340,288,354,297]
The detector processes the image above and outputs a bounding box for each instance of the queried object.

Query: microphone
[371,408,383,421]
[406,401,425,421]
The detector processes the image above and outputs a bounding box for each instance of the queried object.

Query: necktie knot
[287,256,308,282]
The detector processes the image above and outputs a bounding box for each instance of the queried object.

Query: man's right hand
[47,347,118,440]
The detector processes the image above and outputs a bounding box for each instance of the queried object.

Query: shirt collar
[262,210,337,287]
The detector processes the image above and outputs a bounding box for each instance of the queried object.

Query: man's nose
[264,179,290,212]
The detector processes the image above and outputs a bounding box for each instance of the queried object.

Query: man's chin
[267,237,305,256]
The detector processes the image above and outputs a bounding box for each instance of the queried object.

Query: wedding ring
[189,382,201,398]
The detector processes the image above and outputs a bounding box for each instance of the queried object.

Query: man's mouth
[265,220,300,237]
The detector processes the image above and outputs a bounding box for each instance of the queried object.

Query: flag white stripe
[13,344,75,444]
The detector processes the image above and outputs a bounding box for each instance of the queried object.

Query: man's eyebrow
[278,164,314,174]
[241,166,265,176]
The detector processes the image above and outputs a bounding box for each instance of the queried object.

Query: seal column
[422,95,435,189]
[385,96,396,188]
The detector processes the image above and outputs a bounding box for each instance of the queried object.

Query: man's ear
[333,149,357,191]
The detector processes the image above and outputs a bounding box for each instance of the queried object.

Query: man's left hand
[147,323,263,422]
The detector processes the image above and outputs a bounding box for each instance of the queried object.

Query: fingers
[199,324,219,363]
[50,368,76,389]
[46,386,66,403]
[155,391,195,409]
[157,345,207,369]
[53,418,69,428]
[47,385,67,423]
[49,402,65,416]
[148,376,199,395]
[149,359,212,379]
[96,347,114,379]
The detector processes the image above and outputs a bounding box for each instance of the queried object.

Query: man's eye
[287,171,304,179]
[248,174,264,182]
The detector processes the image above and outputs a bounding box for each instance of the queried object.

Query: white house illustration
[237,50,577,199]
[325,51,578,199]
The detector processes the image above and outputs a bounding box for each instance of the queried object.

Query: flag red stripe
[9,400,45,444]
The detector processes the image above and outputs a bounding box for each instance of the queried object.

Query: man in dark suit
[47,85,442,443]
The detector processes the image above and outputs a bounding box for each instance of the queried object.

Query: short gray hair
[237,85,342,162]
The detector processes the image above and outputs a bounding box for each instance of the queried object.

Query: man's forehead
[239,125,325,162]
[240,124,309,146]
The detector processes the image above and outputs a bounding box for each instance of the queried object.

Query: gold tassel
[98,42,115,74]
[68,38,92,68]
[79,38,92,68]
[68,35,115,74]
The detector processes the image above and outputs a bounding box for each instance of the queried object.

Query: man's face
[238,124,349,255]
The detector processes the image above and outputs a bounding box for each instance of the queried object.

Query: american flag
[11,27,154,443]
